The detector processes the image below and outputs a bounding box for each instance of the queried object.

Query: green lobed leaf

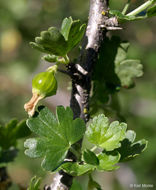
[83,149,99,166]
[61,17,73,41]
[86,114,127,151]
[61,17,86,51]
[114,42,130,64]
[93,36,141,88]
[125,130,136,143]
[115,59,143,87]
[117,130,148,161]
[90,36,143,116]
[97,151,120,171]
[24,106,86,171]
[66,21,86,52]
[30,27,68,56]
[30,17,86,57]
[27,176,41,190]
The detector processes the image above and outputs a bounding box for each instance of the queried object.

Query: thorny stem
[56,0,110,189]
[126,0,155,16]
[70,0,109,122]
[45,0,121,189]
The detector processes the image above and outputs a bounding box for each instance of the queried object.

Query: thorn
[106,26,123,30]
[75,64,88,75]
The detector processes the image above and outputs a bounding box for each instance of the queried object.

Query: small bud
[24,70,57,116]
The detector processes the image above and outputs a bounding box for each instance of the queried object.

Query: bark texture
[70,0,109,122]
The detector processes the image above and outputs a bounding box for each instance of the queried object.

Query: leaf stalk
[126,0,155,16]
[122,0,131,15]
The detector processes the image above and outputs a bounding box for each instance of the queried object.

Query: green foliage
[115,59,143,87]
[90,36,143,115]
[109,10,148,22]
[58,114,147,177]
[30,17,86,61]
[115,41,143,87]
[97,151,120,171]
[61,150,120,176]
[29,111,147,176]
[0,119,31,167]
[36,110,130,176]
[61,17,86,52]
[97,36,143,88]
[30,27,68,56]
[86,114,127,151]
[61,162,95,176]
[110,1,156,22]
[83,149,99,166]
[110,10,137,21]
[61,17,73,41]
[24,106,85,171]
[0,119,30,149]
[60,115,146,176]
[27,176,41,190]
[117,130,148,161]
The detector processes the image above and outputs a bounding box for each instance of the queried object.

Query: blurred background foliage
[0,0,156,189]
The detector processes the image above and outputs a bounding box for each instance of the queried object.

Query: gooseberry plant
[0,0,156,189]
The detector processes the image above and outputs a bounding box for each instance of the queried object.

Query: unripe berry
[24,68,57,116]
[32,70,57,98]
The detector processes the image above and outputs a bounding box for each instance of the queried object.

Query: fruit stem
[24,93,43,116]
[64,54,69,64]
[47,65,58,73]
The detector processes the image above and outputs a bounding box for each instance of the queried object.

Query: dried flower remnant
[24,68,57,116]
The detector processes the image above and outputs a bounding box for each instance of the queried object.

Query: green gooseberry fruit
[32,70,57,98]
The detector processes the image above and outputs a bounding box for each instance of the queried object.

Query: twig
[70,0,110,121]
